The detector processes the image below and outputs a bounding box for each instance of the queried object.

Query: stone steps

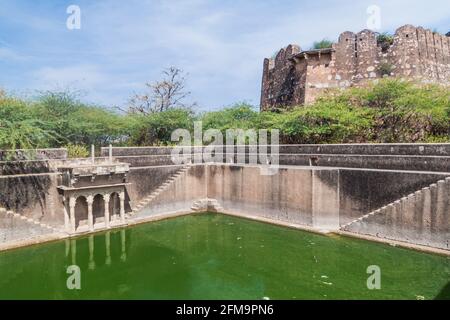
[129,166,190,216]
[191,199,224,212]
[0,208,60,233]
[342,177,450,230]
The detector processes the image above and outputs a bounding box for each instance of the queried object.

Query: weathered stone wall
[0,160,51,175]
[0,148,67,161]
[206,164,448,232]
[134,165,207,217]
[387,25,450,81]
[104,144,450,157]
[261,25,450,110]
[333,31,356,85]
[1,145,448,251]
[260,45,303,110]
[344,177,450,250]
[207,165,343,230]
[126,165,185,205]
[0,173,64,227]
[101,144,450,172]
[355,30,380,82]
[338,169,449,226]
[304,51,335,104]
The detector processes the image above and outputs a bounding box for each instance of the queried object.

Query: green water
[0,213,449,300]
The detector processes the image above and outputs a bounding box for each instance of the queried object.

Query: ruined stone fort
[260,25,450,110]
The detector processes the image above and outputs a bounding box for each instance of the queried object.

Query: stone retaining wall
[1,144,449,252]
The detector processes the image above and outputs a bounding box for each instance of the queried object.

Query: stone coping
[112,153,450,158]
[57,182,131,191]
[102,143,450,148]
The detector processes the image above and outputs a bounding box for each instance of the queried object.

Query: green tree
[32,91,128,147]
[0,92,56,150]
[128,108,195,146]
[200,103,259,132]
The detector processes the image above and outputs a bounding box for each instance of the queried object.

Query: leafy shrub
[66,143,89,158]
[378,62,393,76]
[0,93,57,150]
[312,39,333,50]
[377,33,394,52]
[128,108,195,146]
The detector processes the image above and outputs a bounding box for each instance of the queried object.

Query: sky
[0,0,449,111]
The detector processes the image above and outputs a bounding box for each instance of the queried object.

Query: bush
[128,108,195,146]
[66,144,89,158]
[312,39,333,50]
[377,33,394,52]
[33,91,128,146]
[0,93,57,150]
[330,79,450,143]
[378,62,393,76]
[200,103,258,132]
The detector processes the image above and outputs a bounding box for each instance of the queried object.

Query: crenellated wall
[261,25,450,110]
[261,44,303,109]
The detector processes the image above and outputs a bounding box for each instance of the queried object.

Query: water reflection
[65,229,129,270]
[435,282,450,300]
[88,235,95,270]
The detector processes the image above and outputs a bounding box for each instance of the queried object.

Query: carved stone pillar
[103,194,111,229]
[63,197,70,232]
[87,195,94,232]
[119,191,125,223]
[69,196,76,233]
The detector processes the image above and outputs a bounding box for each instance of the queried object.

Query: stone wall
[260,45,303,109]
[1,145,449,251]
[206,164,448,227]
[0,173,64,227]
[261,25,450,110]
[103,144,450,157]
[127,165,186,205]
[130,162,448,249]
[101,144,450,172]
[0,148,67,161]
[386,25,450,81]
[304,51,335,104]
[134,165,207,217]
[344,177,450,250]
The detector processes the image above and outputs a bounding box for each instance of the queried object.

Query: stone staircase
[191,198,224,212]
[129,166,190,216]
[0,208,60,233]
[342,177,450,232]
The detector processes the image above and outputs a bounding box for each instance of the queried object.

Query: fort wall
[261,25,450,110]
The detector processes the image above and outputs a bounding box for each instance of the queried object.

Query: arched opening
[74,196,88,229]
[93,194,105,225]
[109,192,120,221]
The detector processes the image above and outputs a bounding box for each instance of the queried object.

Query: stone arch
[74,196,88,229]
[92,194,105,225]
[109,192,120,221]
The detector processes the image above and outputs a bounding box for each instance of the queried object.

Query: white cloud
[31,65,106,90]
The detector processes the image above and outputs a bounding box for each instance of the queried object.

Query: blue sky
[0,0,449,111]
